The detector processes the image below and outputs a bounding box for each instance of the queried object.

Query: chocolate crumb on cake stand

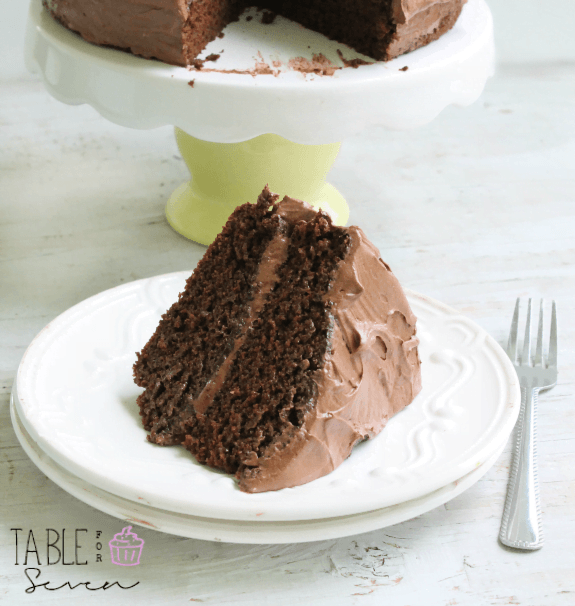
[25,0,494,245]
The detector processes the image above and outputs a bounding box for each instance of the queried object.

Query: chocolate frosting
[388,0,466,59]
[238,198,421,492]
[43,0,188,65]
[393,0,454,23]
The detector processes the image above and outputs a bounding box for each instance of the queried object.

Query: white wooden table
[1,61,574,604]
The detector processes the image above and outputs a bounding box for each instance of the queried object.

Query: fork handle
[499,381,543,550]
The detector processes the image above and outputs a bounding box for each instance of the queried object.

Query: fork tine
[548,300,558,368]
[521,298,532,365]
[533,299,544,366]
[507,298,520,362]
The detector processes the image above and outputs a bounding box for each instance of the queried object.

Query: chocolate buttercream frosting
[238,199,421,492]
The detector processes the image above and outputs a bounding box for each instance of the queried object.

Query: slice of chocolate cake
[43,0,466,67]
[134,187,421,492]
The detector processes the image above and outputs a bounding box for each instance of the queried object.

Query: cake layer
[43,0,467,66]
[134,189,284,445]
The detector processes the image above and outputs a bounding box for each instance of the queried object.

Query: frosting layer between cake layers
[192,228,290,415]
[43,0,466,67]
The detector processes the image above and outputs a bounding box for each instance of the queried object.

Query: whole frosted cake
[43,0,466,66]
[133,187,421,492]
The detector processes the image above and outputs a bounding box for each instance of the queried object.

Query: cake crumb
[190,55,279,78]
[336,49,372,68]
[191,58,204,70]
[288,53,340,76]
[217,31,225,38]
[188,80,195,88]
[254,52,278,75]
[205,53,220,62]
[400,65,409,71]
[254,61,275,75]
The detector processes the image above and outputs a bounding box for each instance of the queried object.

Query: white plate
[25,0,494,142]
[11,396,507,544]
[15,272,520,521]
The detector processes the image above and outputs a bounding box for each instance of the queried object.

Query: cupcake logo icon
[108,526,144,566]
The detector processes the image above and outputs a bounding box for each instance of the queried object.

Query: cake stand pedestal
[168,131,346,240]
[25,0,494,245]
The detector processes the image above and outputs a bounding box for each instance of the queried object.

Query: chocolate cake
[43,0,466,67]
[133,187,421,492]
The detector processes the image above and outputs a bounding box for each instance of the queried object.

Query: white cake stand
[25,0,494,244]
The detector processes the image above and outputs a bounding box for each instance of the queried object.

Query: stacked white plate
[11,272,520,544]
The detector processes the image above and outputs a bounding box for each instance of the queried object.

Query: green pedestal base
[166,129,348,246]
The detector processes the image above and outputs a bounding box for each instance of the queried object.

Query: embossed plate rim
[14,271,521,521]
[11,395,507,543]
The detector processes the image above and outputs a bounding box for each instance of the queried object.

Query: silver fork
[499,298,558,550]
